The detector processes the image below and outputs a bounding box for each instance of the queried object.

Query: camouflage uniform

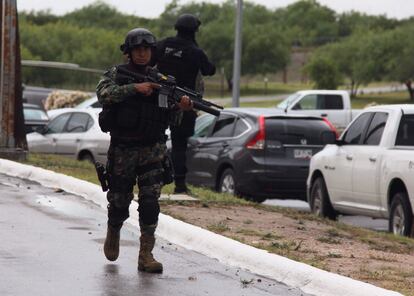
[97,66,178,236]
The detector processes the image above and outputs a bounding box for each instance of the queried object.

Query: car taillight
[322,118,339,139]
[246,115,266,150]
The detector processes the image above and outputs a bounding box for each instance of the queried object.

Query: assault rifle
[116,67,223,116]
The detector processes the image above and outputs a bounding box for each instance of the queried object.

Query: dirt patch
[160,201,414,295]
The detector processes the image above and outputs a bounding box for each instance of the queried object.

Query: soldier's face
[131,46,151,65]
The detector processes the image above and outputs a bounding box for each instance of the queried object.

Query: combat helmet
[120,28,156,54]
[174,14,201,32]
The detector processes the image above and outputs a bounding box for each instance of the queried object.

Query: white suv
[307,105,414,236]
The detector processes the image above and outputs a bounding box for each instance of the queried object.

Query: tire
[218,168,266,203]
[79,151,95,163]
[218,168,236,195]
[310,177,337,220]
[389,192,413,237]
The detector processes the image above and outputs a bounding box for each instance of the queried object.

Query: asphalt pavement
[0,173,309,296]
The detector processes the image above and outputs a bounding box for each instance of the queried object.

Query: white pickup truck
[277,90,360,130]
[307,105,414,236]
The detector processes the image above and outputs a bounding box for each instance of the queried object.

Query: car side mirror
[35,125,48,134]
[321,131,336,145]
[188,137,200,146]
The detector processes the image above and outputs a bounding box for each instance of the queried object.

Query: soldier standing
[96,28,192,273]
[156,14,216,194]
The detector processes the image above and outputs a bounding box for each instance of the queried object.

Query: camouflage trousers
[106,141,166,234]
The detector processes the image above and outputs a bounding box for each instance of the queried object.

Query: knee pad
[107,191,134,209]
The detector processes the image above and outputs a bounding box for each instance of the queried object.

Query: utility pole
[0,0,27,160]
[231,0,243,107]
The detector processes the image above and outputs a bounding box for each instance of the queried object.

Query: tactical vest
[100,64,171,143]
[157,37,199,90]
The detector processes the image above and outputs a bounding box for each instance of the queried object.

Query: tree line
[19,0,414,98]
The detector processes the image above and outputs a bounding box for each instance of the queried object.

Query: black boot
[104,223,121,261]
[174,178,190,194]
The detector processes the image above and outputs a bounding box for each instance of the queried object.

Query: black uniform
[156,33,216,191]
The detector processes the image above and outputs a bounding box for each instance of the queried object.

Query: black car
[23,103,49,134]
[172,108,337,202]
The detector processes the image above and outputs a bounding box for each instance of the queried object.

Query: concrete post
[0,0,27,160]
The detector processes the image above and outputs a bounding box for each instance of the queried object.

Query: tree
[305,55,342,89]
[386,25,414,100]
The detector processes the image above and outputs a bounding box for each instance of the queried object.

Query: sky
[17,0,414,20]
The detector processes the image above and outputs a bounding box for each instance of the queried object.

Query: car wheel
[310,177,337,220]
[79,151,95,163]
[219,168,236,195]
[389,192,413,237]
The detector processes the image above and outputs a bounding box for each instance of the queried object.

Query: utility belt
[109,134,167,147]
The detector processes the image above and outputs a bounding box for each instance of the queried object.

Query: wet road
[263,199,388,232]
[0,174,308,296]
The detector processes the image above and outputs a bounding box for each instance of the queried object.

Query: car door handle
[222,143,229,148]
[52,138,57,143]
[320,113,328,117]
[369,156,377,162]
[75,139,81,143]
[346,154,353,161]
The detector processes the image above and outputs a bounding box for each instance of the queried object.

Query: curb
[0,159,402,296]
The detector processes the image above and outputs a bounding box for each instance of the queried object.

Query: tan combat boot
[138,233,163,273]
[104,224,121,261]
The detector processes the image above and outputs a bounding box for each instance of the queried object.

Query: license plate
[294,149,313,159]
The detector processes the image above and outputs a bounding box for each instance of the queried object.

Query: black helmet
[120,28,156,54]
[174,14,201,32]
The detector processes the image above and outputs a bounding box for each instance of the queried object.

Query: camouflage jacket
[96,66,137,105]
[95,65,183,126]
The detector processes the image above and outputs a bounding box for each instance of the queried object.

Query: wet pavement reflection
[0,173,309,296]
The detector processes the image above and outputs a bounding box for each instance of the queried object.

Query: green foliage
[305,55,342,89]
[18,0,412,92]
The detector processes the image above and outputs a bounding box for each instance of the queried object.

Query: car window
[342,113,372,145]
[265,118,330,145]
[23,108,48,121]
[234,118,248,137]
[47,113,71,134]
[395,114,414,146]
[319,95,344,110]
[193,114,215,138]
[86,116,94,130]
[66,113,91,133]
[293,94,317,110]
[363,112,388,145]
[211,114,236,138]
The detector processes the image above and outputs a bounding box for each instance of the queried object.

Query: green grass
[352,91,411,109]
[21,153,253,206]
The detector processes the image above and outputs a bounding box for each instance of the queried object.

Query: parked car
[27,109,110,163]
[168,108,337,202]
[22,85,54,109]
[47,96,102,119]
[23,103,49,134]
[74,96,102,109]
[276,90,361,131]
[307,105,414,236]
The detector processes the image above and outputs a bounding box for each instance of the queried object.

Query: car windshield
[24,108,48,120]
[276,93,300,109]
